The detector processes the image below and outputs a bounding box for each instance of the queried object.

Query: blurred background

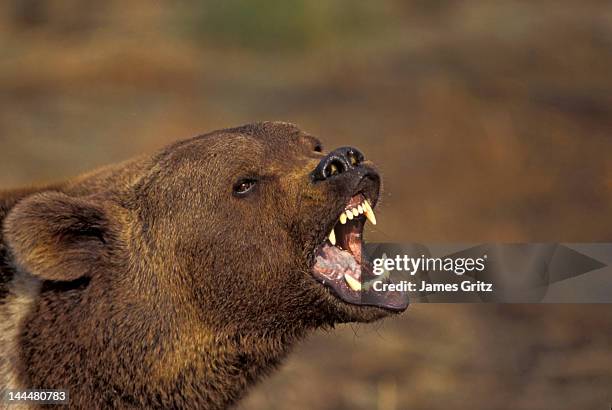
[1,1,611,408]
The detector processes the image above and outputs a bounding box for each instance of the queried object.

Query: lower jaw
[312,245,409,312]
[318,282,408,318]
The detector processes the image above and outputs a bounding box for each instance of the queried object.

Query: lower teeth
[344,274,362,291]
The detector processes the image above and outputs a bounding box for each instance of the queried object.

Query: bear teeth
[329,197,377,246]
[328,228,336,245]
[342,197,376,226]
[344,273,362,291]
[363,200,376,225]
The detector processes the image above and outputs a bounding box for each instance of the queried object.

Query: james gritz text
[372,280,494,293]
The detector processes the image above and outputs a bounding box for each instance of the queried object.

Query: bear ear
[3,192,113,281]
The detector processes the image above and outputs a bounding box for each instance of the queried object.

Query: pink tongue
[314,244,361,281]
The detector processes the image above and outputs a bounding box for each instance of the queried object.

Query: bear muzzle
[310,148,409,313]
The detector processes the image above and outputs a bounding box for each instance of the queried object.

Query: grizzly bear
[0,122,408,409]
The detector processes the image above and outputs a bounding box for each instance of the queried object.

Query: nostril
[347,149,364,166]
[325,159,346,178]
[312,146,365,182]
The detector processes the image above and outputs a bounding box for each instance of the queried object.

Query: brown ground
[1,1,611,409]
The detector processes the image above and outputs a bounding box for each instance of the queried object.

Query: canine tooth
[329,228,336,245]
[344,274,362,291]
[340,213,347,224]
[352,208,359,217]
[346,210,354,220]
[357,204,363,214]
[363,200,377,225]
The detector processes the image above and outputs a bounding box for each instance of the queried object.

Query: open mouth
[311,193,408,312]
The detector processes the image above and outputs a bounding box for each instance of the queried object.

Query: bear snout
[311,146,365,181]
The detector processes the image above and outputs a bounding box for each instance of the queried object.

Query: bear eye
[233,178,257,197]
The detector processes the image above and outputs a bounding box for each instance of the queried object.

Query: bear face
[125,122,405,330]
[0,122,407,408]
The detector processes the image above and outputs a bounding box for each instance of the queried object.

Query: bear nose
[312,146,365,181]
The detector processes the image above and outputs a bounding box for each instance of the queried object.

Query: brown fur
[0,122,393,409]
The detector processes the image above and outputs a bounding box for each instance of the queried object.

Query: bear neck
[158,324,305,408]
[19,282,309,409]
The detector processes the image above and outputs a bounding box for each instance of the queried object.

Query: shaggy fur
[0,122,395,409]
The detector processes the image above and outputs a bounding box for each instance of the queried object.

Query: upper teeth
[363,199,376,225]
[328,198,377,245]
[341,198,374,223]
